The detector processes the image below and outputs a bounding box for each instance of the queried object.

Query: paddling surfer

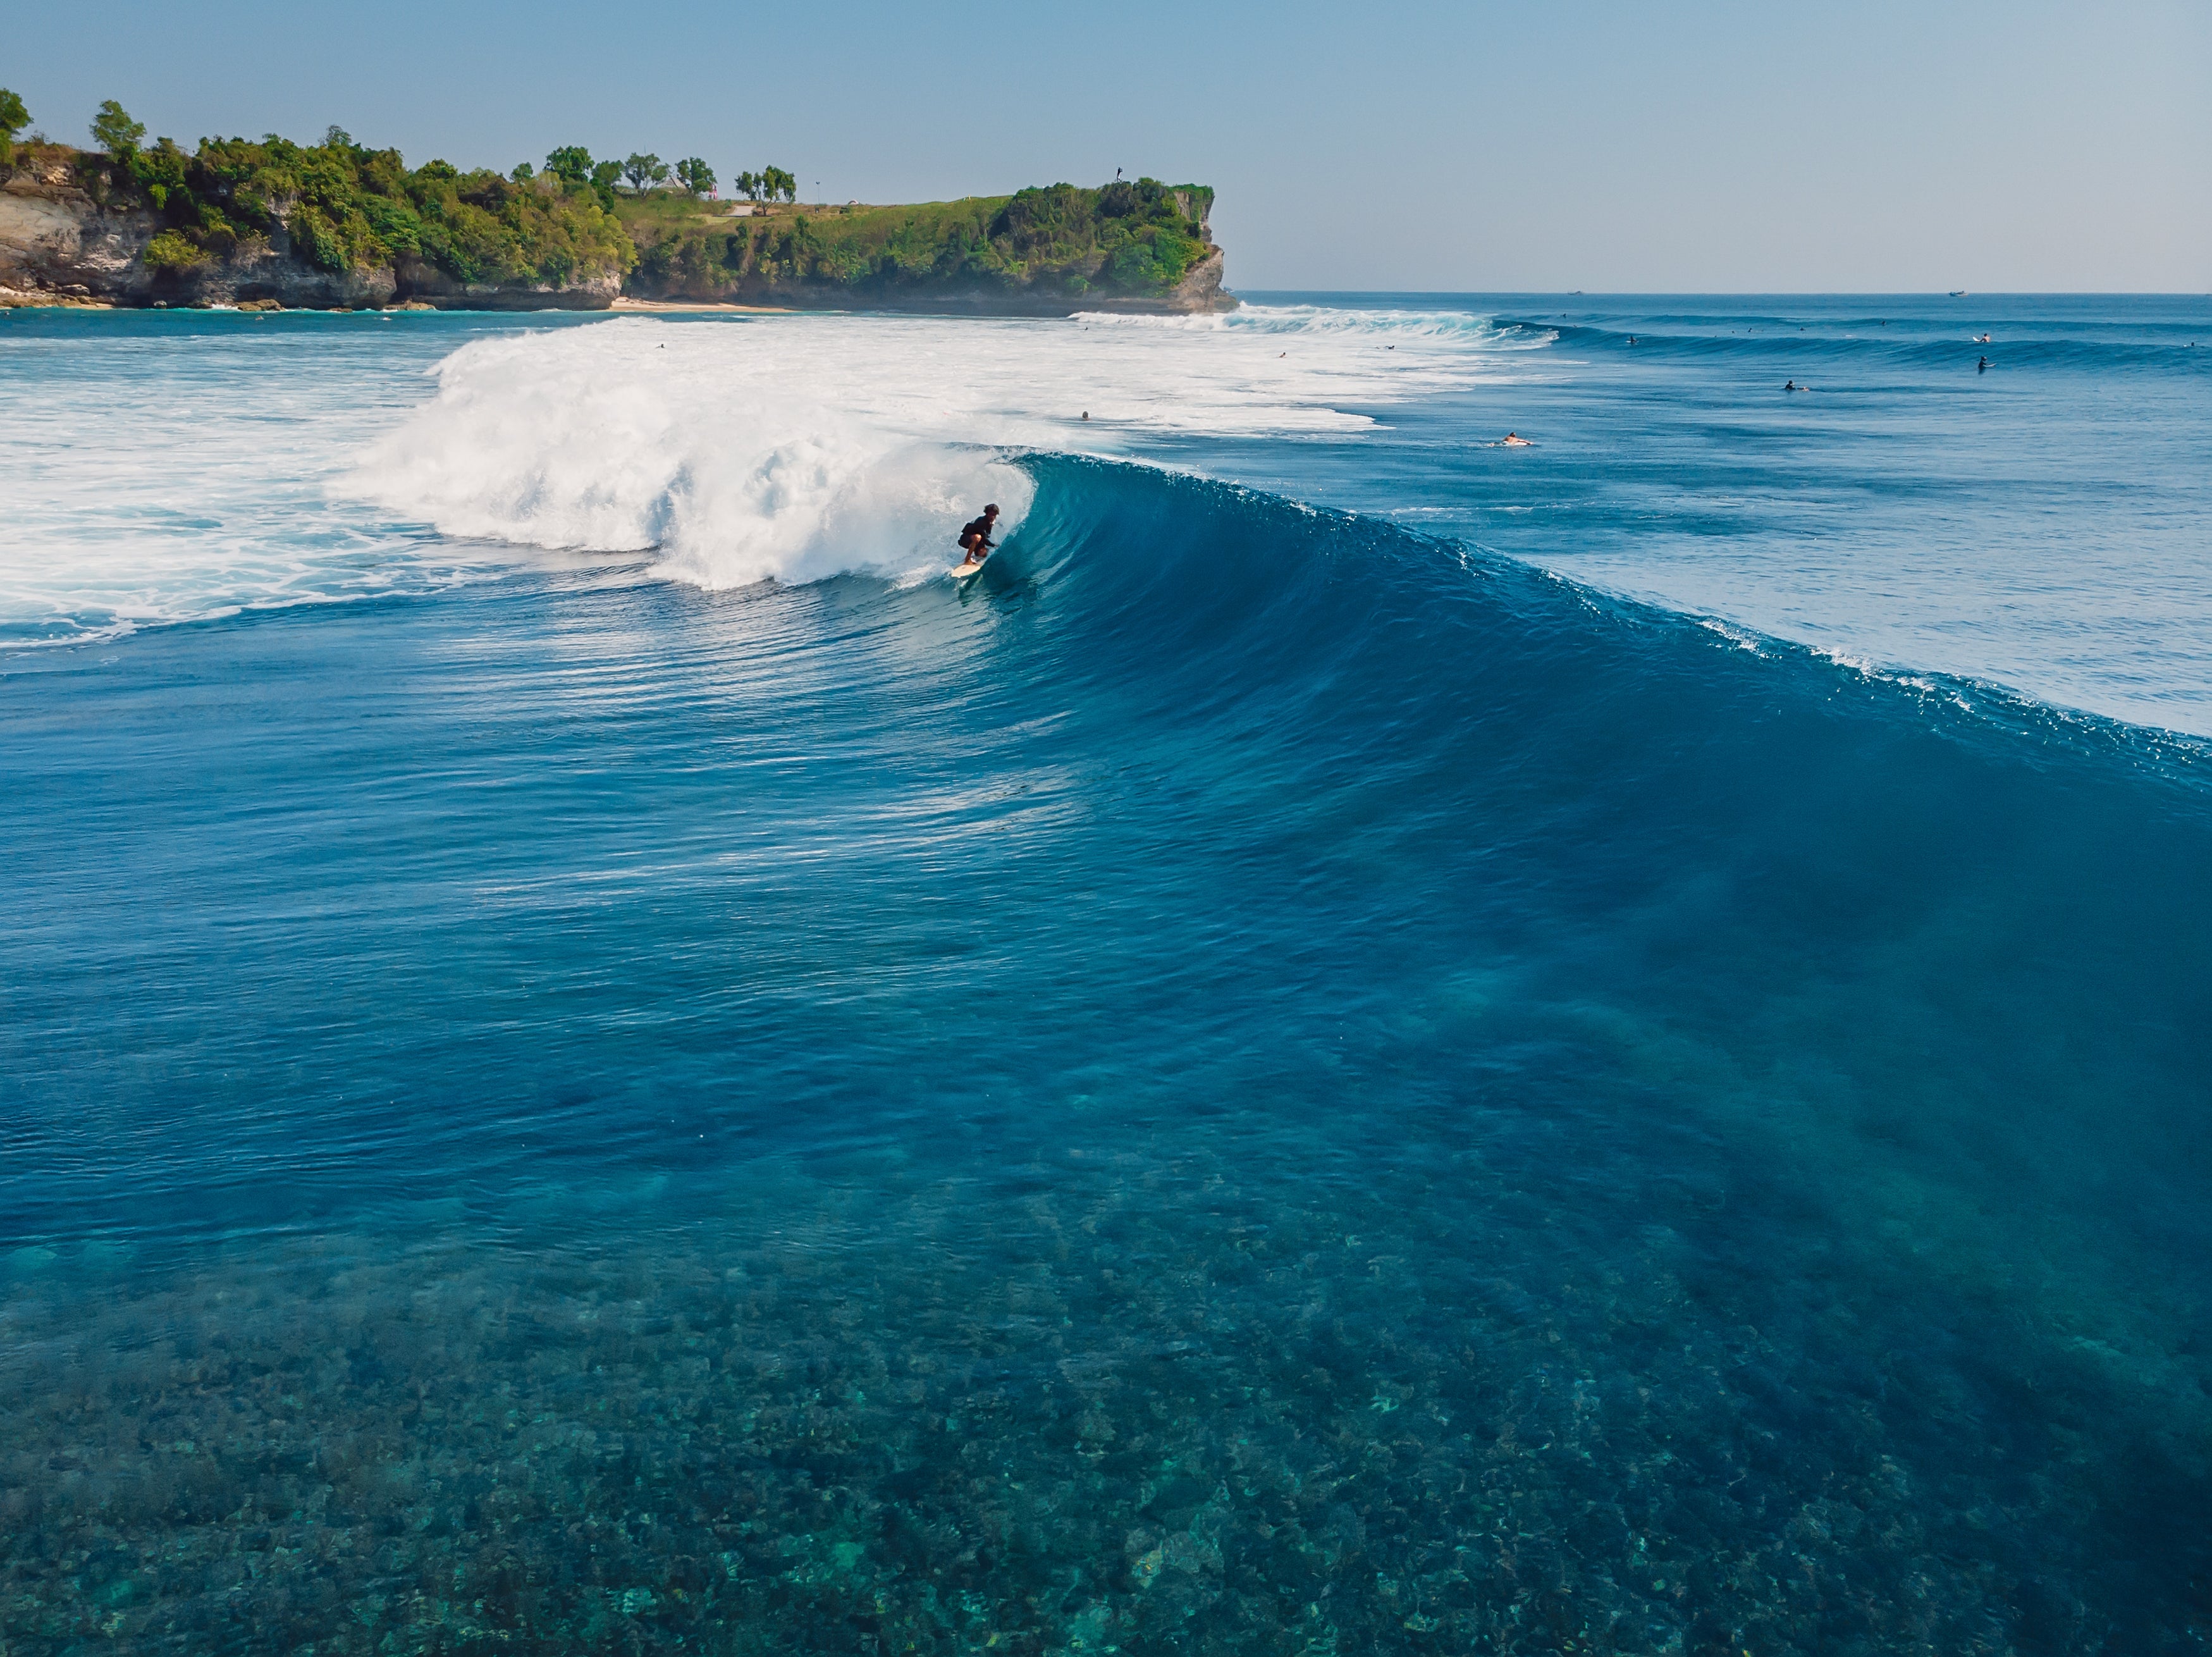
[957,504,1000,567]
[1500,431,1532,447]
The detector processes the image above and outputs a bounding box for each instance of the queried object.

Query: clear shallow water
[2,300,2209,1654]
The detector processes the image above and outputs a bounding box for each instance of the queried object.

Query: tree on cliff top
[732,168,796,204]
[92,99,145,161]
[675,157,715,198]
[542,146,622,210]
[622,153,669,194]
[544,146,593,187]
[589,159,622,211]
[0,89,28,167]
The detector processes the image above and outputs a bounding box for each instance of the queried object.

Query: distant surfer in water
[1500,432,1532,447]
[1784,380,1800,392]
[957,504,1000,568]
[1977,356,1990,373]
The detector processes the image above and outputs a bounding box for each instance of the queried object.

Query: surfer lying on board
[957,504,1000,567]
[1500,432,1532,447]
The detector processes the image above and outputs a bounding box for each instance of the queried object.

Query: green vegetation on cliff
[618,178,1219,305]
[0,87,28,168]
[64,106,634,290]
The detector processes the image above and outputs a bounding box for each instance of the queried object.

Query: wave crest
[345,326,1033,589]
[345,307,1544,588]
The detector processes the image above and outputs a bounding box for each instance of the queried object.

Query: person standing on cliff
[957,504,1000,567]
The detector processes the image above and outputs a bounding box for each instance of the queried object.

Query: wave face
[6,442,2210,1649]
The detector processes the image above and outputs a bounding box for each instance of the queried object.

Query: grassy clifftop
[618,179,1227,311]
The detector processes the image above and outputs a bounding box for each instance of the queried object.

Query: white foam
[0,304,1542,637]
[348,307,1543,591]
[0,324,493,644]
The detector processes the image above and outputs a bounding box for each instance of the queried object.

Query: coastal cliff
[1,134,1230,316]
[1,171,403,309]
[0,139,626,311]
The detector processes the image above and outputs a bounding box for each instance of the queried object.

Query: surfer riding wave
[957,505,1000,568]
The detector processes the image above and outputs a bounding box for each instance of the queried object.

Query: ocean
[2,294,2208,1653]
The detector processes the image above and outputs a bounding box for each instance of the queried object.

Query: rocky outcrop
[1079,245,1229,314]
[1175,245,1229,309]
[0,171,608,310]
[2,182,151,304]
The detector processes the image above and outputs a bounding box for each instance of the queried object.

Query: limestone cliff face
[0,186,400,307]
[1081,245,1228,314]
[0,171,607,310]
[1,182,160,304]
[1176,245,1229,309]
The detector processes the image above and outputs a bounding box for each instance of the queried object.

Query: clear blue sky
[9,0,2208,290]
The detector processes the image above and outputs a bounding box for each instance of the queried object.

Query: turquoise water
[2,297,2208,1653]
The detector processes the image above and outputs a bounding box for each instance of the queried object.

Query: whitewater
[1,304,1546,633]
[3,294,2209,1654]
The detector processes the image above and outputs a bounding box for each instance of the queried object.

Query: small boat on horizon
[1948,289,1969,297]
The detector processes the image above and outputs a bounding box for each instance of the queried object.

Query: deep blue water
[2,295,2209,1654]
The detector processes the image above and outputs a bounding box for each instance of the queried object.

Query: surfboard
[950,558,988,581]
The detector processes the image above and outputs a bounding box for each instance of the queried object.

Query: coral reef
[3,1136,2192,1655]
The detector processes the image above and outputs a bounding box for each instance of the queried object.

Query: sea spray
[348,327,1038,587]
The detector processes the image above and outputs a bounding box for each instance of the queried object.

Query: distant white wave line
[349,304,1542,591]
[1081,304,1559,345]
